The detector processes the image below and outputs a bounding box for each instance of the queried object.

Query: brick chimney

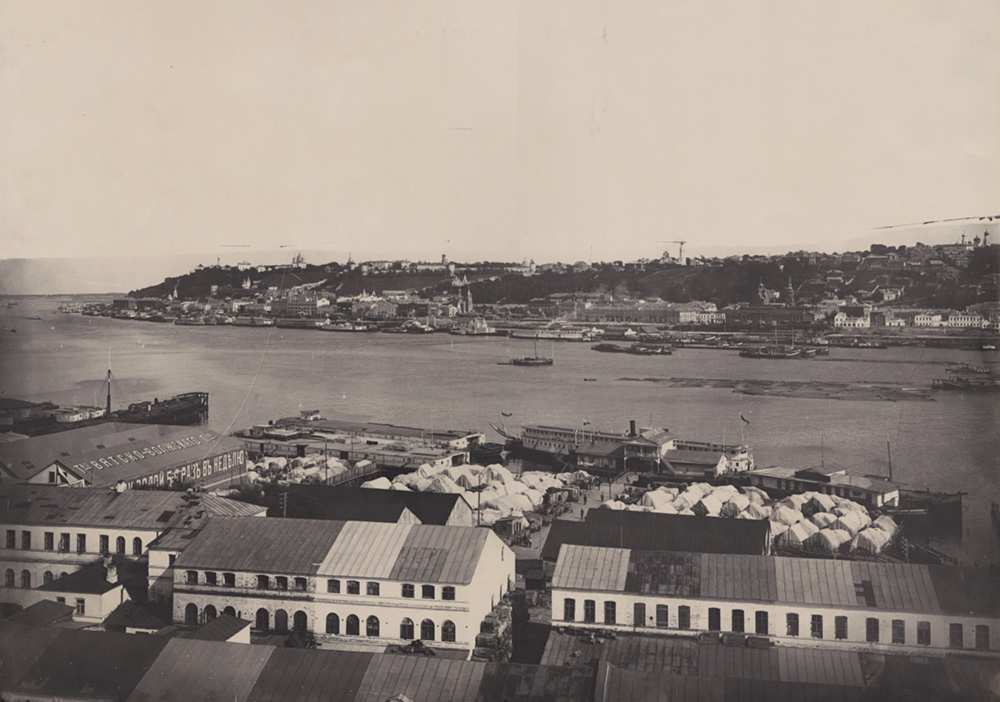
[104,556,117,584]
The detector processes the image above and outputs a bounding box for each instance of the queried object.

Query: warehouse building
[170,517,514,655]
[278,485,475,526]
[550,545,999,657]
[0,422,248,490]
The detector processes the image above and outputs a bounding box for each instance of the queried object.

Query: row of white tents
[607,482,898,556]
[244,456,352,486]
[361,463,594,526]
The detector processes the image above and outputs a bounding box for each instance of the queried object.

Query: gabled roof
[7,599,75,627]
[38,558,123,595]
[178,613,251,642]
[541,510,770,561]
[283,485,469,525]
[661,449,725,466]
[104,601,172,632]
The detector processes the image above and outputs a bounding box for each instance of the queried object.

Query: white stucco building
[550,545,999,657]
[169,517,514,656]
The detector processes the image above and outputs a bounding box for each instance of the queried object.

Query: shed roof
[6,598,75,627]
[177,613,252,641]
[541,510,769,561]
[125,638,274,702]
[552,547,998,616]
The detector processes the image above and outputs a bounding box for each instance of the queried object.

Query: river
[2,297,998,564]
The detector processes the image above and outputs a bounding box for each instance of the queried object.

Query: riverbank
[618,376,936,401]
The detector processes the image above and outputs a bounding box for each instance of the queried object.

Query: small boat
[584,378,597,382]
[946,362,991,375]
[502,338,553,367]
[501,411,513,417]
[739,345,801,359]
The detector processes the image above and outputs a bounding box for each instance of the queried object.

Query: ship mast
[106,348,112,421]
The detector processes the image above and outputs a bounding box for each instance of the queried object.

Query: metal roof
[0,422,243,483]
[175,517,492,584]
[245,649,375,702]
[0,483,263,531]
[551,547,998,616]
[541,511,769,561]
[6,599,74,627]
[177,613,251,642]
[125,638,274,702]
[0,621,66,692]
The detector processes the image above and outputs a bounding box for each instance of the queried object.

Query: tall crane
[657,240,687,262]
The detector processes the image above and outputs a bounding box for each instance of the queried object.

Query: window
[43,571,53,585]
[564,598,576,622]
[892,620,905,645]
[366,582,379,596]
[811,615,823,639]
[604,601,616,625]
[5,569,15,588]
[185,603,198,625]
[204,605,217,622]
[347,580,360,595]
[656,605,669,629]
[20,570,30,588]
[257,575,270,589]
[44,532,53,551]
[205,572,217,586]
[186,570,198,585]
[323,579,339,593]
[116,536,126,554]
[708,608,721,632]
[678,606,691,630]
[442,620,456,642]
[294,611,308,632]
[731,610,745,633]
[326,613,340,634]
[755,611,768,635]
[442,586,455,601]
[835,616,848,640]
[295,577,308,592]
[787,613,799,636]
[59,532,70,553]
[422,585,434,599]
[76,534,86,553]
[401,583,414,598]
[584,600,596,623]
[21,531,30,550]
[865,617,880,643]
[5,530,14,548]
[346,615,360,635]
[633,602,645,628]
[99,535,109,554]
[169,555,176,566]
[133,537,142,556]
[421,619,435,641]
[917,621,931,646]
[274,610,289,634]
[366,615,379,637]
[224,572,235,587]
[400,617,414,640]
[223,606,235,616]
[950,623,964,648]
[256,609,270,631]
[76,598,86,616]
[276,576,288,591]
[976,625,990,651]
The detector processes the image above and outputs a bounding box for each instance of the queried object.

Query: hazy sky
[2,0,998,266]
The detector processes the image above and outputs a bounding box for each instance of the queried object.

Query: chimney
[104,556,117,584]
[629,420,637,437]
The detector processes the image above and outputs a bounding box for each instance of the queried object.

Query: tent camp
[850,527,892,554]
[832,511,871,536]
[806,528,851,554]
[810,512,838,529]
[772,505,804,526]
[780,520,819,547]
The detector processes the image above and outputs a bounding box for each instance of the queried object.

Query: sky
[1,0,998,285]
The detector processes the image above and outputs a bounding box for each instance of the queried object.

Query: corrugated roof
[552,545,629,592]
[173,517,344,574]
[245,649,376,702]
[13,627,170,700]
[553,548,993,616]
[6,599,74,627]
[541,511,769,561]
[125,638,274,702]
[0,422,243,483]
[389,524,490,584]
[317,522,412,579]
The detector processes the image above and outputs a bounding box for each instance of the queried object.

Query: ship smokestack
[629,420,636,437]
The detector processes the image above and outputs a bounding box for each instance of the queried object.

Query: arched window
[400,618,414,640]
[274,609,288,633]
[223,606,236,617]
[116,536,126,554]
[203,605,217,622]
[442,620,456,643]
[185,603,198,626]
[326,613,340,634]
[346,614,360,636]
[133,537,142,556]
[420,619,435,641]
[256,608,269,631]
[366,616,379,637]
[5,569,15,587]
[43,571,53,585]
[20,570,30,588]
[293,611,308,632]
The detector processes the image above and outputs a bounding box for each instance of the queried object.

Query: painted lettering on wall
[123,448,246,489]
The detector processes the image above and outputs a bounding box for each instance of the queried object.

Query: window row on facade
[4,568,69,589]
[4,529,142,556]
[561,599,992,651]
[181,572,458,602]
[180,602,457,642]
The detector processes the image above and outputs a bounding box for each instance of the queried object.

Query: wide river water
[2,297,998,564]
